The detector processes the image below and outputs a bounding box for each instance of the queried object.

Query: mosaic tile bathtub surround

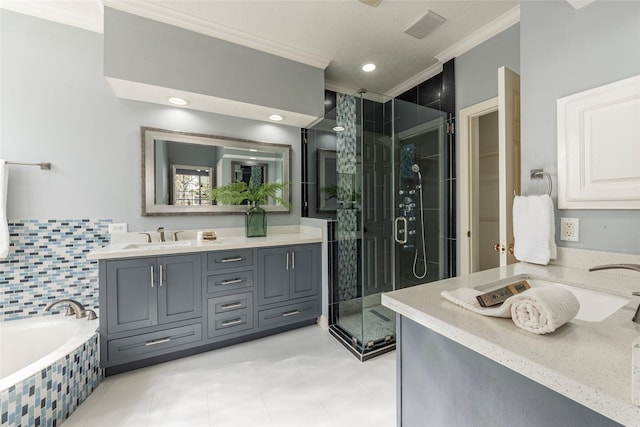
[0,219,111,321]
[0,334,102,427]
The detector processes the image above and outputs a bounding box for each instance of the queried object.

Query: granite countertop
[88,225,323,260]
[381,263,640,426]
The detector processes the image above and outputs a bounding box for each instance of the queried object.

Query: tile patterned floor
[62,325,396,427]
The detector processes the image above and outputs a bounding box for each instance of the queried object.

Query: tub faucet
[44,299,88,319]
[157,227,165,242]
[589,264,640,323]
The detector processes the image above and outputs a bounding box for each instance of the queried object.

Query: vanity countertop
[88,225,323,260]
[381,263,640,426]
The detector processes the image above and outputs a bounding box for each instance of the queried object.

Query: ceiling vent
[403,10,446,39]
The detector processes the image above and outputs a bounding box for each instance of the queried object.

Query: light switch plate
[560,217,579,242]
[108,223,128,233]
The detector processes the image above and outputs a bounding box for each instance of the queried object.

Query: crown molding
[324,80,360,96]
[435,5,520,63]
[0,0,103,33]
[566,0,597,10]
[103,1,331,70]
[385,63,443,98]
[384,5,520,98]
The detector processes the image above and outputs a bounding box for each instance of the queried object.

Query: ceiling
[1,0,520,97]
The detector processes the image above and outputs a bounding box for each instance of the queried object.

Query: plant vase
[246,204,266,237]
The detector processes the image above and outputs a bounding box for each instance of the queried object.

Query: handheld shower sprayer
[411,163,422,180]
[410,163,427,279]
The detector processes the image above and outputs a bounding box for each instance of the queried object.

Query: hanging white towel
[512,194,557,265]
[441,286,579,335]
[0,159,8,259]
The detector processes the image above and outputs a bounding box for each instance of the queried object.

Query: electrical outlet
[108,223,128,233]
[560,218,579,242]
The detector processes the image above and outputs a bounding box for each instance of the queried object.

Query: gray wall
[455,23,520,111]
[520,0,640,254]
[104,8,324,119]
[0,10,301,231]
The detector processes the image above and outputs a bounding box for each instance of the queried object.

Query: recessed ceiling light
[333,126,345,132]
[362,63,376,72]
[167,96,189,106]
[269,114,284,121]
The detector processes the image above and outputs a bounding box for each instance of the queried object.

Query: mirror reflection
[142,127,291,215]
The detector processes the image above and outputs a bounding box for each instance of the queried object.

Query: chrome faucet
[157,227,165,242]
[589,264,640,323]
[43,299,97,320]
[589,264,640,274]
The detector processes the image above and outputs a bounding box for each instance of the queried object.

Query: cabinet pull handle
[150,266,154,288]
[222,318,243,327]
[220,257,243,263]
[221,302,243,310]
[220,278,243,285]
[145,337,170,346]
[292,252,295,269]
[159,264,163,287]
[282,310,299,317]
[286,253,289,270]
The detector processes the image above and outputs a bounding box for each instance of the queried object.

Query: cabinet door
[290,244,320,300]
[257,246,290,306]
[157,254,202,324]
[106,258,157,334]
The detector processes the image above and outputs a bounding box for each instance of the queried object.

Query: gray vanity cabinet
[104,254,202,334]
[257,244,321,324]
[104,257,157,334]
[99,243,320,373]
[100,254,202,370]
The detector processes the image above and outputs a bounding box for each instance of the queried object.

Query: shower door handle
[394,217,408,244]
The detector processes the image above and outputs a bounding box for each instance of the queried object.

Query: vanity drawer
[208,292,253,315]
[206,249,254,271]
[208,292,254,338]
[207,269,254,293]
[107,323,202,363]
[258,300,320,329]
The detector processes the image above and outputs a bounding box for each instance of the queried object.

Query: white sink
[526,278,629,322]
[123,241,192,250]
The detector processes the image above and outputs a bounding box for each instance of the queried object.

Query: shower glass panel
[307,92,448,360]
[393,98,448,290]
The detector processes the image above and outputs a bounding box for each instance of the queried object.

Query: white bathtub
[0,314,99,392]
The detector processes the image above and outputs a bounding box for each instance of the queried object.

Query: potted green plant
[210,179,290,237]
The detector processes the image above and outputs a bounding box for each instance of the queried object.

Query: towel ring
[514,169,552,197]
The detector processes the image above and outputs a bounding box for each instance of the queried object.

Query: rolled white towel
[509,287,579,335]
[442,286,580,335]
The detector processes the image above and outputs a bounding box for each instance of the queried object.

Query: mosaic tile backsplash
[0,219,111,321]
[0,334,102,427]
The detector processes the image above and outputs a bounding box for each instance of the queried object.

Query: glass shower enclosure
[306,91,451,360]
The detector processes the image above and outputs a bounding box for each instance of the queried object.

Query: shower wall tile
[441,59,456,115]
[417,73,443,108]
[0,219,111,321]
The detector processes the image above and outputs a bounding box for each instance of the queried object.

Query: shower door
[392,99,448,290]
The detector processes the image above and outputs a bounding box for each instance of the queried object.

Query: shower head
[412,164,422,184]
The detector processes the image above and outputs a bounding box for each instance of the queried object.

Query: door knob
[493,243,505,252]
[508,243,514,255]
